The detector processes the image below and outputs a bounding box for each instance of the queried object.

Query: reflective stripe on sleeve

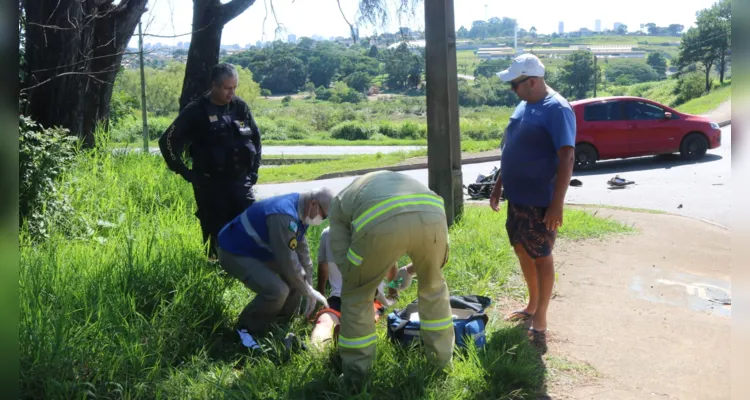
[347,248,363,266]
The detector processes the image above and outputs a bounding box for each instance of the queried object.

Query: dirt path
[538,208,730,399]
[701,99,731,123]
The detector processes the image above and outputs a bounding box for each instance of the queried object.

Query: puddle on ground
[630,268,731,318]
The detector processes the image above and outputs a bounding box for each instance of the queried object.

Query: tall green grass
[20,147,632,399]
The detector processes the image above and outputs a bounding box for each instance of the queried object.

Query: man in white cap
[488,53,577,352]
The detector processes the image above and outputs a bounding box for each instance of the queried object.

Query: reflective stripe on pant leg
[406,212,454,368]
[339,332,377,349]
[421,316,454,331]
[338,287,377,377]
[338,221,408,378]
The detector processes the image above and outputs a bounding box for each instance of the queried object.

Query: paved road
[256,125,731,229]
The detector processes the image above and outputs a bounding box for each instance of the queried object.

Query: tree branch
[222,0,257,25]
[21,69,120,93]
[337,0,357,43]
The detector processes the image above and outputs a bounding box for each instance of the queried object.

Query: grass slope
[20,148,633,399]
[676,83,731,116]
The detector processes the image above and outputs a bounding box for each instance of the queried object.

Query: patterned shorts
[505,202,557,259]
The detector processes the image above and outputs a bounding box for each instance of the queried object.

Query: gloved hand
[395,266,414,291]
[304,283,329,318]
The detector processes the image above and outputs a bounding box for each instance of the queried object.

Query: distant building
[595,19,602,32]
[558,21,564,34]
[614,22,624,31]
[503,44,646,59]
[476,46,517,60]
[288,34,297,43]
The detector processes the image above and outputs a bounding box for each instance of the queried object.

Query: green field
[20,143,634,399]
[457,49,482,75]
[456,34,681,77]
[111,96,512,150]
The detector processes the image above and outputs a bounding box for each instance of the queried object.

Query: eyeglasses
[510,76,533,91]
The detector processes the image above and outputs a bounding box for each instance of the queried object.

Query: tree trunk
[718,49,727,84]
[22,0,147,147]
[704,62,712,93]
[179,0,256,111]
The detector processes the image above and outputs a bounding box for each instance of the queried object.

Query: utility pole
[425,0,463,226]
[593,52,598,97]
[138,21,149,152]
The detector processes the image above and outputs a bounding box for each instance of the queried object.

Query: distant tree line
[223,39,424,99]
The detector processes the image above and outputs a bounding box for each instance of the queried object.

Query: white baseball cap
[496,53,546,82]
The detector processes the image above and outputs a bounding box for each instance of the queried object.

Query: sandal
[528,328,548,353]
[503,310,534,322]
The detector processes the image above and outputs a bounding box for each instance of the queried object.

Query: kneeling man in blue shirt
[217,188,333,350]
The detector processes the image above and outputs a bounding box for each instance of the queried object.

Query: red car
[569,96,722,169]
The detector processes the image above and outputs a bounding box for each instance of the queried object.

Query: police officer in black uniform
[158,63,261,259]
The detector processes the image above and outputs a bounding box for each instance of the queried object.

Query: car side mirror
[664,112,672,119]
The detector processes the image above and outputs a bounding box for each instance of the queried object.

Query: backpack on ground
[386,295,492,350]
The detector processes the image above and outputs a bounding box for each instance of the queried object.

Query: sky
[129,0,720,48]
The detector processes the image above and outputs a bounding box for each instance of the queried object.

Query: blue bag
[386,295,492,350]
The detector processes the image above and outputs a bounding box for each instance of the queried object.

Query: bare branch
[337,0,357,43]
[46,0,63,24]
[22,69,120,93]
[269,0,286,40]
[28,49,160,74]
[355,0,422,31]
[222,0,257,25]
[25,21,76,30]
[261,0,269,42]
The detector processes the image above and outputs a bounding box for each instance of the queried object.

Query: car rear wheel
[574,143,597,170]
[680,133,708,160]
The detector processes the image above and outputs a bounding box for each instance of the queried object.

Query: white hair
[308,187,334,213]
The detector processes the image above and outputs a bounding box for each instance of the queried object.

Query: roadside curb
[314,154,501,180]
[718,119,731,127]
[566,203,729,231]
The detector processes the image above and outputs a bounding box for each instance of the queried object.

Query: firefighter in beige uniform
[327,170,454,380]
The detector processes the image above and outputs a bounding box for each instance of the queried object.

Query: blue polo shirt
[500,91,577,207]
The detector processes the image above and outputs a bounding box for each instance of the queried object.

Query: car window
[583,102,623,121]
[626,101,665,120]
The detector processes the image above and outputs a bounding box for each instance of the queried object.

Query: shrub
[369,133,389,141]
[460,119,504,141]
[111,116,173,143]
[19,115,80,240]
[281,96,293,106]
[399,121,425,139]
[109,90,139,126]
[314,86,332,101]
[275,118,312,139]
[674,71,705,105]
[377,121,400,138]
[344,72,373,93]
[330,121,375,140]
